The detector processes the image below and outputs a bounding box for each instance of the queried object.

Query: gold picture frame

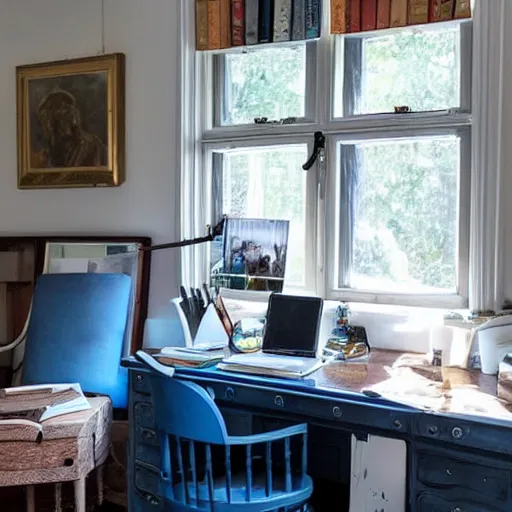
[16,53,125,189]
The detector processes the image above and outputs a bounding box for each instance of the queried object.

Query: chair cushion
[22,273,131,408]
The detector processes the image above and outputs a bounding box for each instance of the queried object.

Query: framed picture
[16,53,125,189]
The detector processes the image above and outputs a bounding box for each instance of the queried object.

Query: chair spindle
[301,433,308,487]
[161,433,174,500]
[176,436,189,504]
[225,445,232,503]
[205,443,215,510]
[265,441,273,497]
[245,444,252,502]
[189,440,199,506]
[285,437,292,493]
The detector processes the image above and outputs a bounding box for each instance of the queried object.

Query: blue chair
[20,273,132,408]
[135,351,314,511]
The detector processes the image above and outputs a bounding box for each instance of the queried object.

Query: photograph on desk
[211,217,289,292]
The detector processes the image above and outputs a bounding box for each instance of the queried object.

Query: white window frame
[180,0,474,310]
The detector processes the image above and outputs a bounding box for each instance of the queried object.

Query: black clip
[302,131,326,171]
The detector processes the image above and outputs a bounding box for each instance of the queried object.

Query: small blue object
[135,350,313,511]
[22,273,132,408]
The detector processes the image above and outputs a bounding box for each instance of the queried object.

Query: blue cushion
[22,273,131,408]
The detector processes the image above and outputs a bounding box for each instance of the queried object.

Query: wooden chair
[0,273,132,511]
[135,350,314,511]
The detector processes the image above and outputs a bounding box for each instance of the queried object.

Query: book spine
[453,0,471,19]
[428,0,442,21]
[220,0,232,48]
[408,0,429,24]
[292,0,306,40]
[196,0,209,50]
[349,0,361,32]
[245,0,259,44]
[259,0,274,43]
[331,0,348,34]
[208,0,222,49]
[232,0,245,46]
[376,0,391,29]
[274,0,292,42]
[390,0,407,27]
[439,0,454,20]
[361,0,377,31]
[305,0,321,39]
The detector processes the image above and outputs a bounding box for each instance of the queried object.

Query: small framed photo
[16,53,125,189]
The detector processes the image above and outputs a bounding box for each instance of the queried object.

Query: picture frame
[16,53,125,189]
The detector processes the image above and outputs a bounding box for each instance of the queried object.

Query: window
[194,18,472,308]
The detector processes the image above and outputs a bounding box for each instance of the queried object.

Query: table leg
[74,477,86,512]
[54,483,62,512]
[26,485,35,512]
[96,465,104,505]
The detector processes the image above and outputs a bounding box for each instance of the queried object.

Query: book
[219,352,324,379]
[453,0,470,19]
[274,0,293,42]
[0,383,90,423]
[305,0,321,39]
[331,0,348,34]
[408,0,429,24]
[361,0,377,31]
[208,0,222,50]
[291,0,306,40]
[245,0,259,44]
[232,0,245,45]
[439,0,454,20]
[259,0,274,43]
[390,0,407,27]
[155,347,225,369]
[220,0,232,48]
[376,0,391,29]
[349,0,361,32]
[196,0,209,50]
[428,0,442,21]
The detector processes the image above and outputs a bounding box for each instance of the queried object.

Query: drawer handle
[137,374,144,383]
[452,507,462,512]
[452,427,464,440]
[428,425,439,436]
[274,395,285,407]
[225,387,235,400]
[332,406,342,418]
[141,429,156,441]
[146,494,160,506]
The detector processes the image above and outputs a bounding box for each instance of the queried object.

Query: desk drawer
[134,402,155,429]
[418,454,510,502]
[417,492,504,512]
[135,462,161,497]
[132,371,152,395]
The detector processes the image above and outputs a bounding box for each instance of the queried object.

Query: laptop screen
[262,294,323,357]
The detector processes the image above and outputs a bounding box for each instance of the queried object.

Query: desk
[123,351,512,512]
[0,397,112,512]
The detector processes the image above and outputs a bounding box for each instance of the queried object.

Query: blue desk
[123,351,512,511]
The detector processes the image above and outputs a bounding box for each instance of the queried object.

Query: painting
[16,54,125,189]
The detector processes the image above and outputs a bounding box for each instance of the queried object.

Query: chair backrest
[22,273,132,408]
[150,376,229,445]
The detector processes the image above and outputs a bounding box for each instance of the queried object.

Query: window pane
[221,46,306,126]
[217,145,308,285]
[338,26,461,116]
[343,136,459,293]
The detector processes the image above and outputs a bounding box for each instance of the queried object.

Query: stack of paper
[154,346,226,369]
[218,353,324,379]
[0,383,90,422]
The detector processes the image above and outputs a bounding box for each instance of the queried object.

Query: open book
[0,383,91,422]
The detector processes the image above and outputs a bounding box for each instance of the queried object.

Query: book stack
[0,383,90,423]
[153,346,227,369]
[330,0,471,34]
[196,0,322,51]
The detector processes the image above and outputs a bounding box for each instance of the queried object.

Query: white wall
[0,0,181,316]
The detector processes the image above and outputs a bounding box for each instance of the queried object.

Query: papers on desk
[218,352,324,379]
[0,383,90,423]
[154,346,226,369]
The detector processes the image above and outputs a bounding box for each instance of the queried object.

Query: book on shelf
[0,383,90,423]
[196,0,209,50]
[259,0,274,43]
[331,0,348,34]
[273,0,293,43]
[305,0,321,39]
[376,0,391,29]
[439,0,454,21]
[220,0,232,49]
[245,0,259,44]
[361,0,377,31]
[292,0,306,40]
[208,0,222,50]
[390,0,408,27]
[218,352,324,379]
[231,0,245,46]
[408,0,429,25]
[453,0,470,19]
[349,0,361,32]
